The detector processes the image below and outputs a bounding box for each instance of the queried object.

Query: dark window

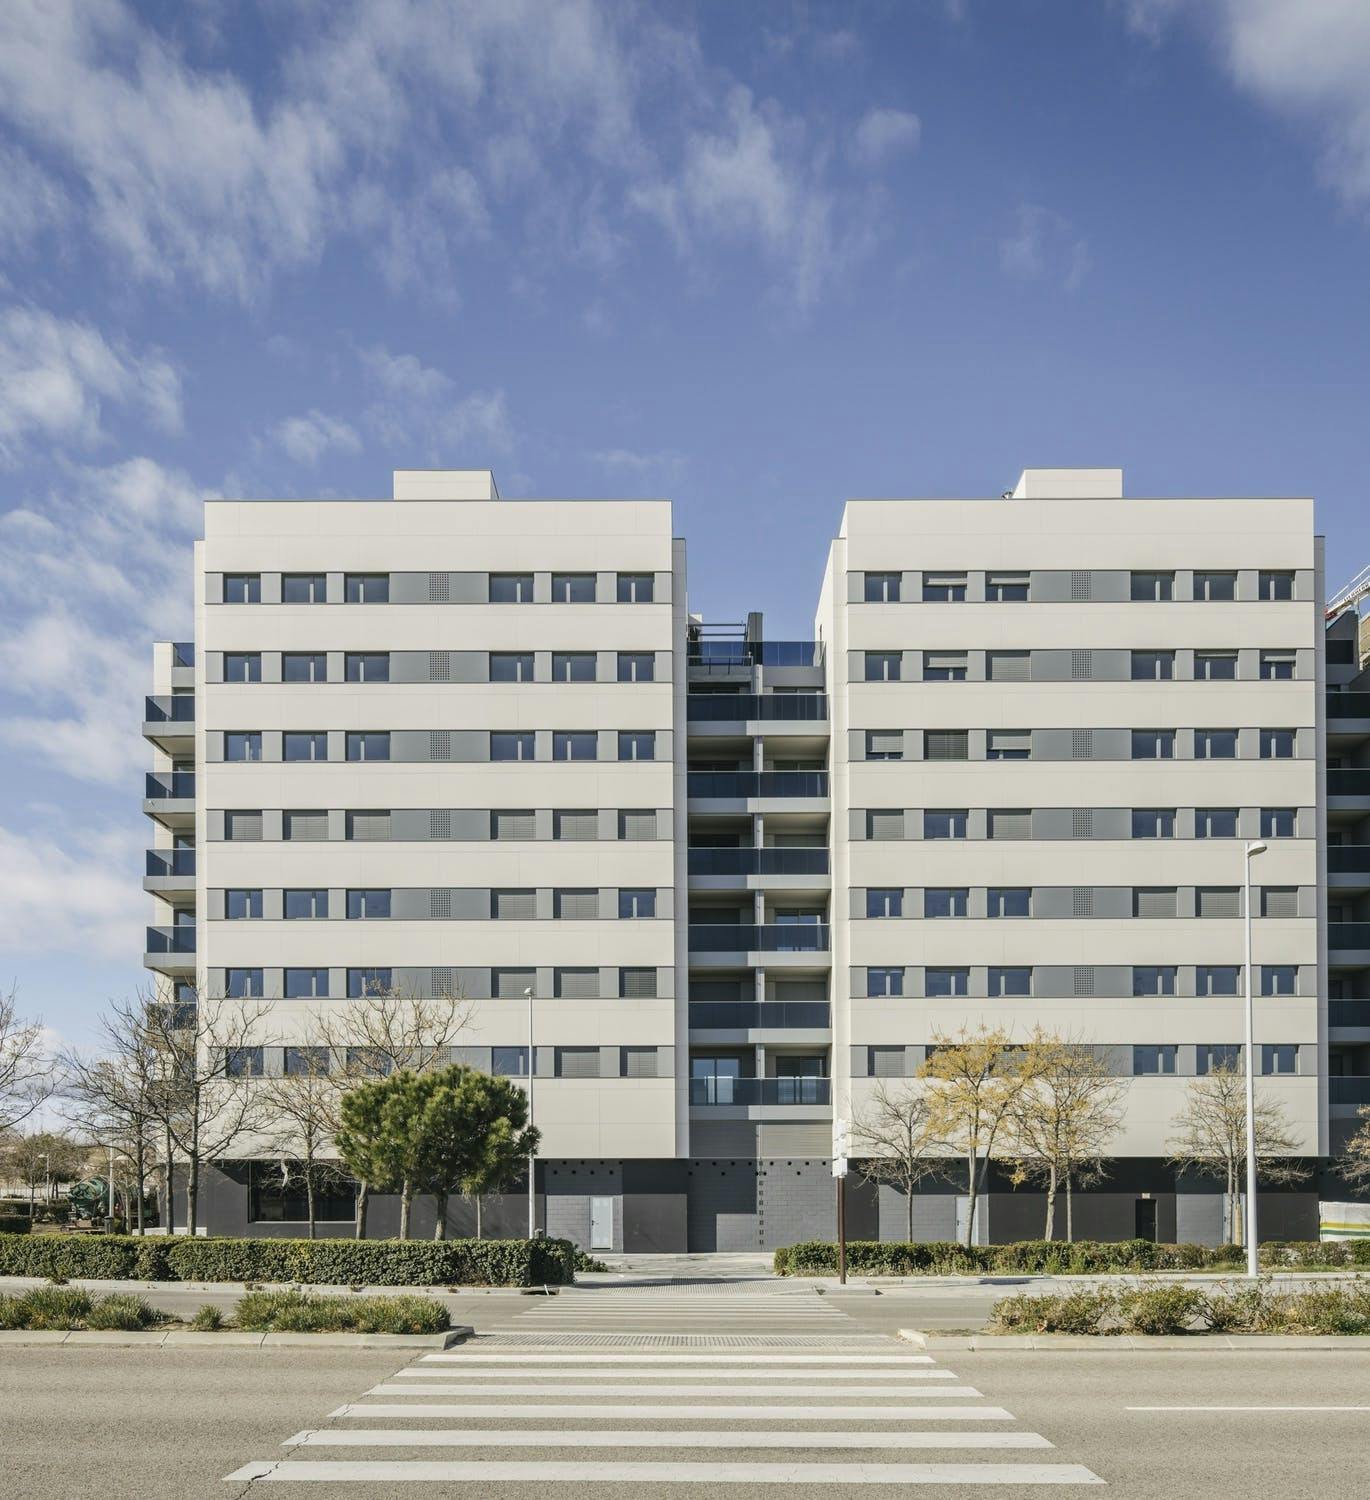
[924,809,967,840]
[491,1046,530,1076]
[865,572,900,602]
[345,574,389,604]
[346,731,390,762]
[1131,572,1174,602]
[250,1162,354,1223]
[1260,729,1295,759]
[922,575,967,602]
[1261,807,1296,838]
[1194,572,1236,601]
[224,652,261,683]
[1132,729,1175,760]
[552,652,596,683]
[1262,1044,1298,1076]
[1132,809,1175,839]
[284,732,328,762]
[867,888,903,918]
[224,889,262,920]
[865,652,901,682]
[926,967,969,997]
[1132,651,1175,681]
[224,731,262,762]
[616,653,654,683]
[1196,652,1237,682]
[1196,808,1239,838]
[283,653,327,683]
[986,730,1030,761]
[989,966,1031,997]
[490,652,534,683]
[347,889,391,920]
[552,731,596,761]
[225,968,263,999]
[284,968,329,999]
[492,731,536,762]
[924,888,967,918]
[987,887,1031,917]
[282,573,325,604]
[986,574,1029,602]
[619,888,656,918]
[225,1047,264,1078]
[1132,1045,1176,1075]
[867,967,904,997]
[551,574,595,603]
[1260,652,1295,681]
[284,889,327,920]
[224,573,261,604]
[345,652,389,683]
[1262,965,1297,997]
[1133,966,1177,996]
[284,1047,330,1077]
[1197,965,1241,996]
[1259,572,1294,602]
[617,574,654,603]
[618,731,655,761]
[1195,729,1237,759]
[489,573,533,603]
[924,653,968,682]
[347,968,392,998]
[1197,1044,1241,1076]
[345,1048,391,1077]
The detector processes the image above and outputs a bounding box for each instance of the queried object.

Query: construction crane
[1326,564,1370,621]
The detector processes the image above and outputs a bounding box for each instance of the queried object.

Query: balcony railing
[687,694,828,722]
[1329,922,1370,950]
[688,847,829,877]
[146,849,196,878]
[688,923,830,953]
[1330,1077,1370,1105]
[144,695,195,724]
[1328,847,1370,874]
[689,1076,831,1106]
[687,641,823,669]
[145,772,195,800]
[687,771,828,799]
[1329,1001,1370,1028]
[1328,769,1370,795]
[145,925,196,954]
[1326,691,1370,720]
[172,643,195,668]
[689,1001,831,1030]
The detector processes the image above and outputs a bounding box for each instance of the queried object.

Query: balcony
[143,694,195,751]
[1327,769,1370,797]
[689,1076,831,1107]
[1330,1077,1370,1107]
[1329,1001,1370,1029]
[144,848,195,900]
[688,847,829,878]
[1328,847,1370,875]
[688,923,829,953]
[1329,922,1370,954]
[1327,692,1370,724]
[687,771,828,803]
[689,1001,831,1032]
[143,771,196,829]
[144,925,195,974]
[686,694,828,724]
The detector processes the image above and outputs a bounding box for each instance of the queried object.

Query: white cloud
[0,143,71,255]
[852,108,921,167]
[999,204,1092,291]
[0,305,182,462]
[0,821,145,959]
[360,345,512,460]
[587,447,686,488]
[272,409,362,466]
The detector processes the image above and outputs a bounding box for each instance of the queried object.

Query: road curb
[897,1327,1370,1351]
[0,1325,472,1348]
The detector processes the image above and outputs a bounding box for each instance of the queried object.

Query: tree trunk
[134,1144,146,1234]
[163,1127,175,1234]
[399,1180,412,1240]
[1044,1164,1057,1242]
[306,1174,317,1241]
[476,1195,484,1241]
[963,1150,978,1247]
[187,1158,198,1236]
[355,1180,369,1241]
[434,1191,448,1240]
[905,1180,914,1242]
[1065,1171,1074,1243]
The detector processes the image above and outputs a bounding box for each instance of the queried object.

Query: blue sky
[3,0,1370,1044]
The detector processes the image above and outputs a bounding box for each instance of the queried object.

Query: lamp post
[1243,839,1267,1277]
[525,986,537,1238]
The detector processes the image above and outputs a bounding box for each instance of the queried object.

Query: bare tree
[1341,1105,1370,1188]
[1167,1063,1310,1244]
[851,1080,944,1240]
[0,1129,87,1209]
[920,1026,1038,1248]
[0,986,54,1134]
[1008,1032,1126,1242]
[257,1029,351,1240]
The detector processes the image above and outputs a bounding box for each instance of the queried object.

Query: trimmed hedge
[0,1232,576,1286]
[773,1238,1370,1277]
[0,1214,32,1235]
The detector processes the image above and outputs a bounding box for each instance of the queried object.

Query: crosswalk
[223,1279,1104,1490]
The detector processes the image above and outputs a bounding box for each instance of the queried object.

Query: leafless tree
[920,1026,1039,1248]
[1341,1105,1370,1188]
[1008,1031,1126,1242]
[0,1129,88,1209]
[851,1080,945,1240]
[0,986,54,1134]
[1167,1063,1310,1244]
[257,1028,352,1240]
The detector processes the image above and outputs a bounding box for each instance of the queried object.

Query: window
[1131,572,1174,602]
[224,810,263,842]
[1194,571,1236,601]
[281,653,326,684]
[1133,650,1175,681]
[1260,652,1295,681]
[1259,571,1294,601]
[987,730,1030,761]
[347,889,392,920]
[988,887,1031,918]
[552,573,595,603]
[547,731,594,762]
[989,966,1031,997]
[1262,1044,1298,1076]
[925,888,968,918]
[867,888,903,918]
[224,573,261,604]
[491,1046,529,1076]
[493,968,536,998]
[620,968,658,998]
[225,731,262,763]
[492,731,536,762]
[865,652,901,682]
[492,809,537,841]
[489,573,533,603]
[617,573,654,603]
[555,1047,600,1079]
[1132,808,1175,839]
[986,573,1029,602]
[491,652,535,683]
[619,888,656,918]
[926,967,969,997]
[924,652,968,682]
[1133,1045,1176,1076]
[1196,807,1238,838]
[925,729,969,761]
[225,968,263,999]
[1197,1044,1241,1076]
[347,968,392,998]
[284,968,329,999]
[1195,729,1237,759]
[1132,729,1176,760]
[345,1047,392,1077]
[345,574,389,604]
[225,1047,264,1078]
[224,652,261,683]
[1260,728,1295,759]
[283,731,327,762]
[618,731,655,761]
[865,572,901,602]
[555,809,599,840]
[1262,964,1297,997]
[867,967,904,997]
[1195,652,1237,682]
[1133,966,1177,996]
[922,574,967,602]
[346,810,391,841]
[282,573,325,604]
[493,889,537,920]
[1134,888,1178,918]
[616,653,654,683]
[1197,965,1241,996]
[987,651,1031,682]
[225,888,262,920]
[1197,887,1240,918]
[924,809,967,840]
[866,809,904,840]
[283,1047,329,1078]
[284,889,327,920]
[346,731,390,762]
[345,652,389,683]
[865,730,904,761]
[988,808,1031,840]
[553,890,599,921]
[619,809,656,840]
[1261,807,1296,838]
[1261,887,1299,918]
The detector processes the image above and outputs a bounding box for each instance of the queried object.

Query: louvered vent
[431,809,452,839]
[1070,570,1092,601]
[430,731,452,761]
[428,573,450,602]
[432,967,455,995]
[1073,966,1096,996]
[430,889,452,919]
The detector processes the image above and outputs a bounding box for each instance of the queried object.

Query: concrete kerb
[898,1327,1370,1352]
[0,1275,534,1298]
[0,1326,473,1349]
[811,1270,1370,1291]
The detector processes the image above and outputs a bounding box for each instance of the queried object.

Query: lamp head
[1245,840,1268,858]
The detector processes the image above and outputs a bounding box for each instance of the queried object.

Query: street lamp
[1243,839,1267,1277]
[525,986,536,1238]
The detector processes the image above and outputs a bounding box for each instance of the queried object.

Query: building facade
[144,466,1345,1247]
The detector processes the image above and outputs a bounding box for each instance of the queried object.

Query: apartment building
[143,466,1336,1247]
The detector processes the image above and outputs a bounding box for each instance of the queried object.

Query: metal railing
[689,1076,831,1106]
[145,772,195,800]
[146,849,196,878]
[688,923,830,953]
[172,642,195,668]
[144,695,195,723]
[687,694,828,722]
[145,926,196,954]
[687,641,823,669]
[687,771,828,799]
[1329,1001,1370,1028]
[689,1001,831,1029]
[1329,922,1370,949]
[688,847,829,877]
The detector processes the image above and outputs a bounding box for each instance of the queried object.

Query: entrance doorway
[1135,1199,1157,1242]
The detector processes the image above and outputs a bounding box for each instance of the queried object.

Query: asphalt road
[3,1276,1367,1498]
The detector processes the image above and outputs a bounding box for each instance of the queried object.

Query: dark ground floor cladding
[192,1157,1329,1251]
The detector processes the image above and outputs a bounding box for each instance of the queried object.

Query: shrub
[1118,1285,1203,1336]
[17,1286,95,1329]
[991,1290,1117,1335]
[190,1304,225,1331]
[85,1294,165,1332]
[574,1250,609,1273]
[235,1289,449,1334]
[0,1214,31,1234]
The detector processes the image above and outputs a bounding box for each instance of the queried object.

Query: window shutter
[619,809,656,840]
[494,968,535,998]
[1198,887,1240,918]
[867,809,904,841]
[555,890,599,920]
[494,890,537,920]
[621,968,658,998]
[283,811,326,841]
[493,810,536,840]
[347,811,391,841]
[1135,887,1178,918]
[988,652,1030,682]
[556,967,599,998]
[1262,887,1299,918]
[556,810,599,841]
[871,1047,905,1079]
[925,730,968,761]
[867,729,905,756]
[989,809,1030,839]
[621,1047,658,1078]
[556,1047,600,1079]
[225,811,263,841]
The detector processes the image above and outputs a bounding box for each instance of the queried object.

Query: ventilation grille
[431,966,455,995]
[430,889,452,920]
[1073,966,1096,996]
[431,809,452,840]
[428,651,451,682]
[1072,807,1094,839]
[1070,570,1093,601]
[1071,729,1094,760]
[1070,650,1093,680]
[1072,887,1095,918]
[428,573,450,602]
[430,731,452,761]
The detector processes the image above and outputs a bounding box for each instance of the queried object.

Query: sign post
[832,1118,850,1286]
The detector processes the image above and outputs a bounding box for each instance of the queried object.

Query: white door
[589,1196,613,1250]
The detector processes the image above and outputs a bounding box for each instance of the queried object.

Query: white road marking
[329,1402,1013,1422]
[1128,1405,1370,1413]
[283,1429,1055,1450]
[393,1367,960,1381]
[364,1382,983,1397]
[223,1459,1104,1484]
[419,1352,936,1364]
